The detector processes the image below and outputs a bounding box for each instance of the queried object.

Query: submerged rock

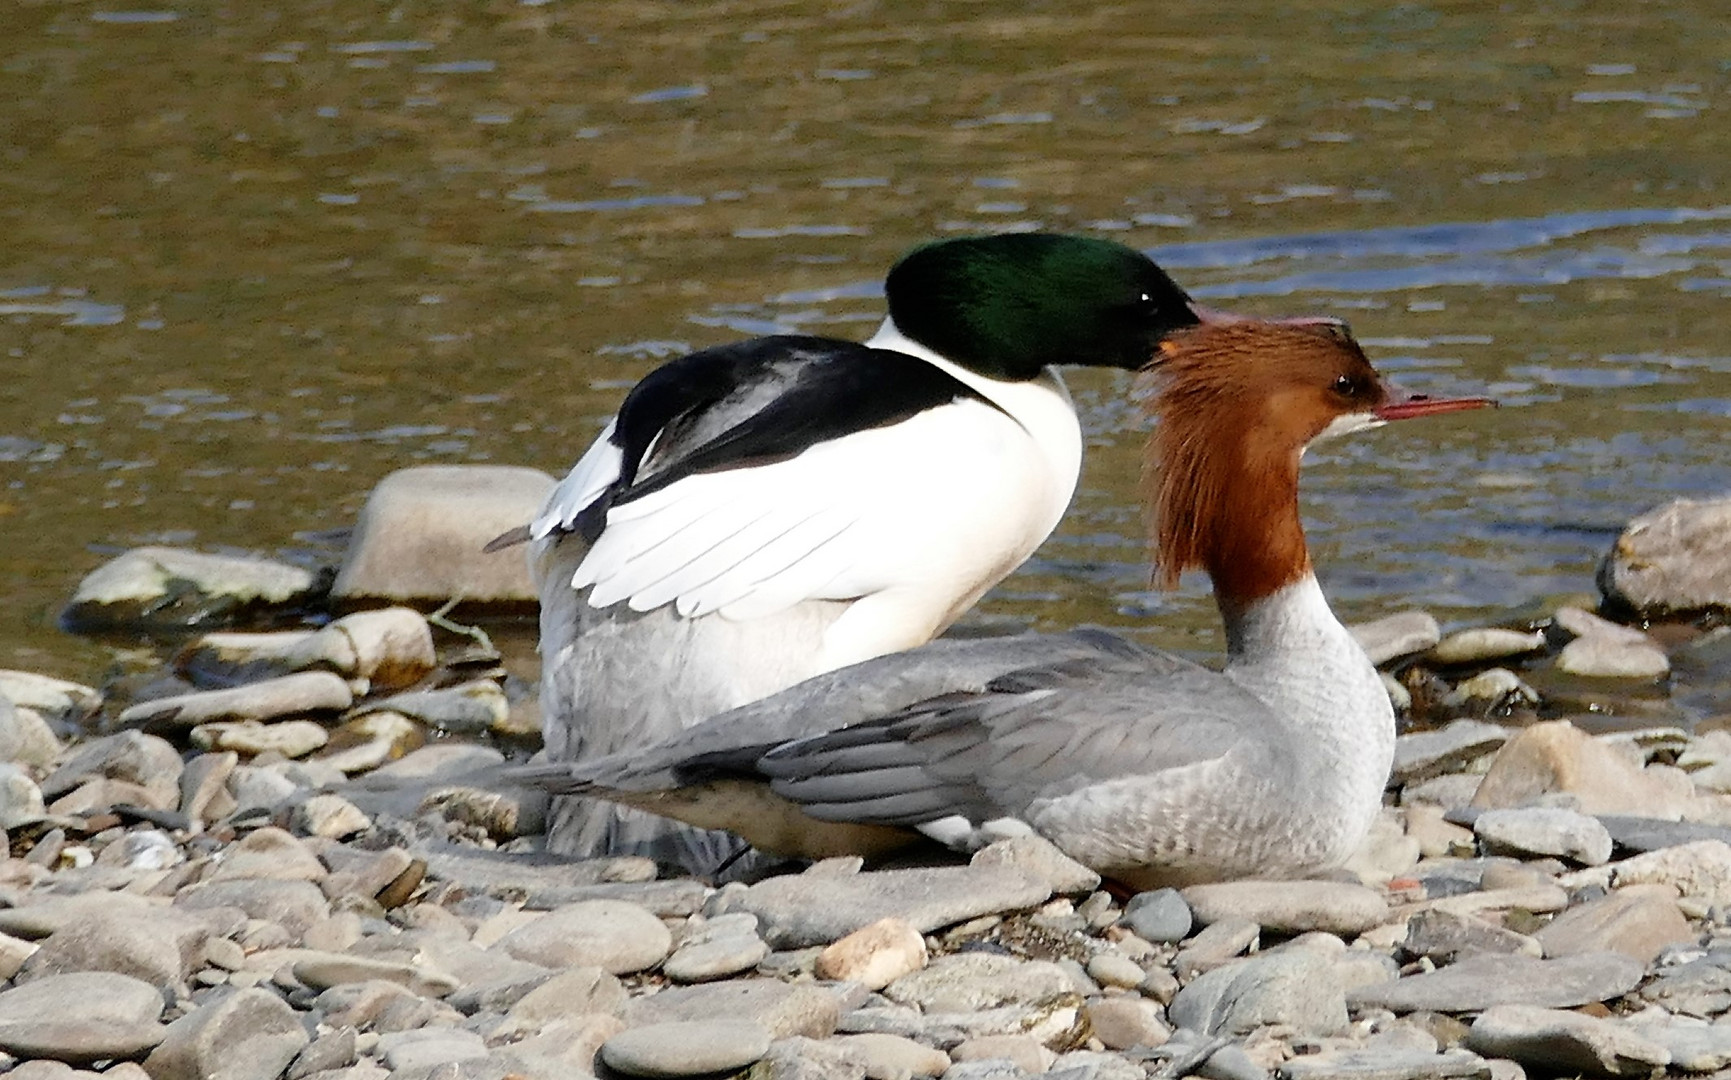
[62,546,319,632]
[174,607,436,691]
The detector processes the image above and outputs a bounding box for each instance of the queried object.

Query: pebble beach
[2,468,1731,1080]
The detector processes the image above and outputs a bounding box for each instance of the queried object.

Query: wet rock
[1473,807,1613,865]
[1169,949,1347,1037]
[1430,628,1547,666]
[664,912,770,983]
[314,711,423,774]
[1122,888,1192,944]
[1182,880,1388,936]
[143,987,309,1080]
[1598,495,1731,617]
[601,1020,772,1077]
[623,978,840,1040]
[813,917,927,991]
[1533,886,1693,963]
[731,864,1051,949]
[1351,611,1442,665]
[332,464,554,606]
[1400,908,1541,964]
[1347,951,1644,1014]
[1470,721,1693,818]
[0,972,167,1064]
[192,719,330,758]
[1450,668,1539,709]
[0,669,99,727]
[63,546,318,632]
[1392,721,1510,786]
[1556,635,1670,679]
[496,899,673,974]
[1465,1004,1668,1077]
[176,607,435,692]
[883,952,1072,1012]
[1552,605,1652,644]
[354,680,507,736]
[119,672,353,730]
[41,730,182,810]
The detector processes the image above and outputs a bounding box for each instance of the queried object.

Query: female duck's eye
[1333,374,1358,396]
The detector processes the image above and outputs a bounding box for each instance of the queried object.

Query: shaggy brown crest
[1145,322,1388,607]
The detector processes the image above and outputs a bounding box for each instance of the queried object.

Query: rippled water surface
[2,1,1728,694]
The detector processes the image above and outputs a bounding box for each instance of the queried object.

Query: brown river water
[1,1,1728,714]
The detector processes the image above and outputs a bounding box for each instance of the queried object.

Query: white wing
[569,397,1071,624]
[530,418,622,540]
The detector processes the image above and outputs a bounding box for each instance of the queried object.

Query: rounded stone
[1474,807,1614,866]
[63,546,316,632]
[498,899,673,975]
[1556,636,1670,679]
[1430,627,1547,665]
[1085,952,1148,990]
[1084,996,1172,1051]
[143,987,309,1080]
[0,972,167,1064]
[813,917,927,991]
[1181,880,1389,937]
[663,929,770,984]
[599,1020,771,1077]
[1122,888,1192,944]
[333,464,555,605]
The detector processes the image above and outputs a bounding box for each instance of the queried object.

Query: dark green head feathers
[884,233,1199,381]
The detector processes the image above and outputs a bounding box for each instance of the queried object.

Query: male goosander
[516,321,1492,886]
[517,233,1332,869]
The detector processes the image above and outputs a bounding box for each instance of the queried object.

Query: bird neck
[1151,430,1313,613]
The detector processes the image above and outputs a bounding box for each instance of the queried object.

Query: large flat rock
[1347,952,1644,1014]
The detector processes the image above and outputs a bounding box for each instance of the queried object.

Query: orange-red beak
[1374,382,1496,421]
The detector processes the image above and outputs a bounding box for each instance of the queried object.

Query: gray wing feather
[522,628,1153,794]
[758,659,1272,827]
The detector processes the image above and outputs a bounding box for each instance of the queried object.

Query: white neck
[865,316,1083,526]
[1221,575,1395,838]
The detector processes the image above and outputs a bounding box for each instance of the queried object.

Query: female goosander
[517,233,1297,869]
[516,321,1491,886]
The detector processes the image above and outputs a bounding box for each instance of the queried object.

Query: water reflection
[0,0,1726,708]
